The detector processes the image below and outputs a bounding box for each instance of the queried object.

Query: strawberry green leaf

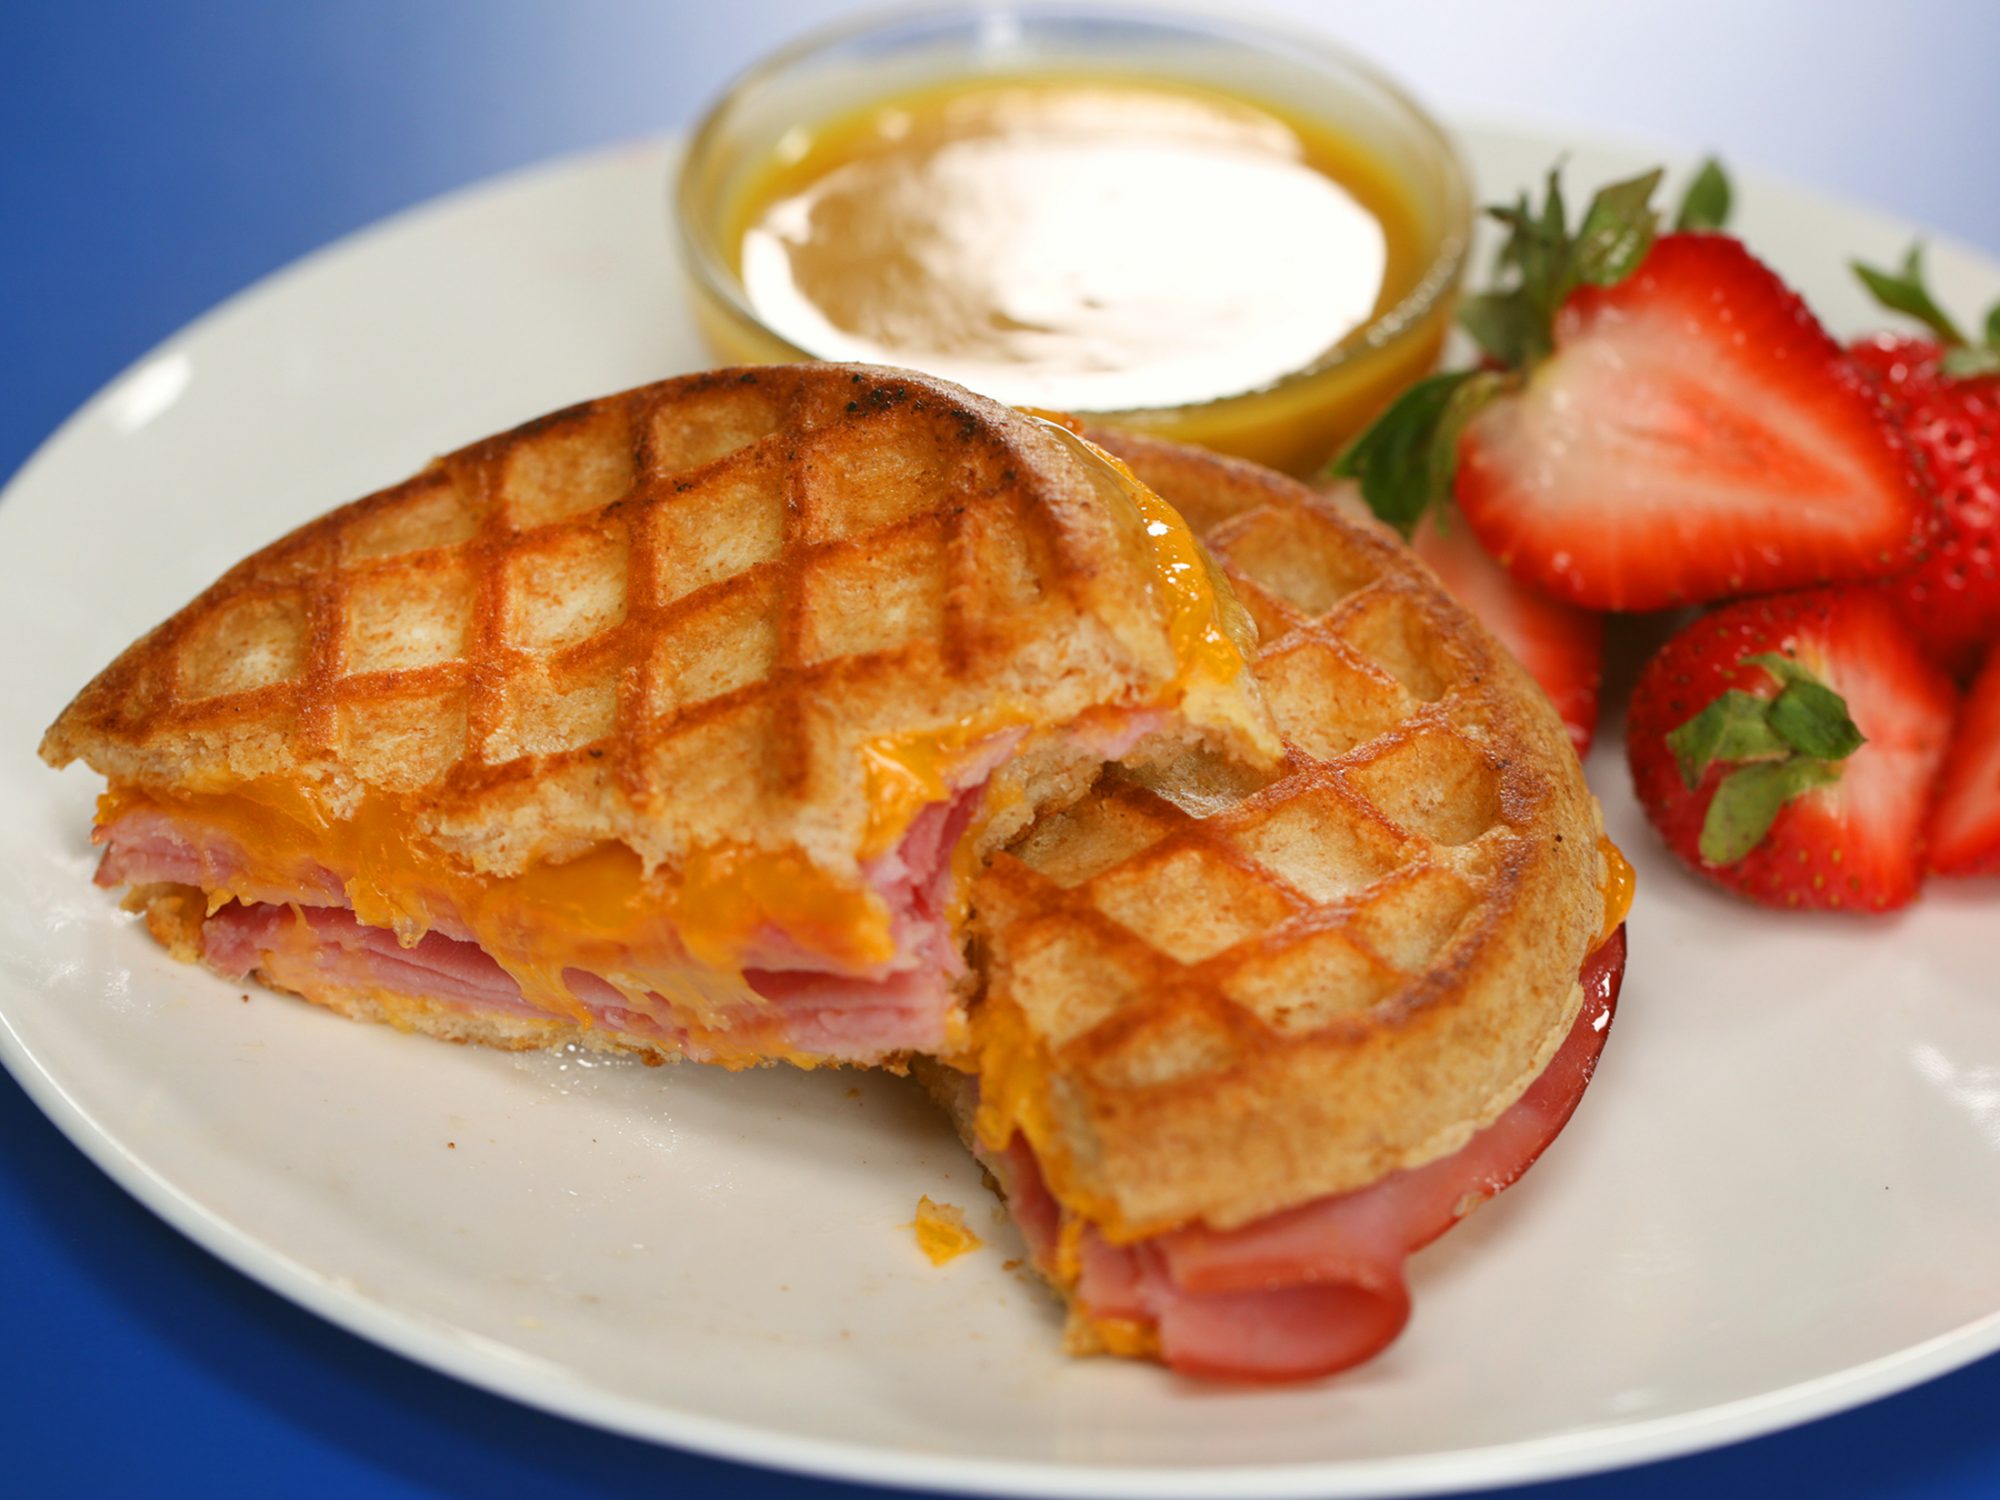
[1489,191,1534,278]
[1664,690,1787,788]
[1573,168,1664,287]
[1485,181,1568,341]
[1330,371,1477,536]
[1491,168,1569,290]
[1699,757,1843,866]
[1541,167,1568,243]
[1458,291,1541,369]
[1433,372,1505,475]
[1941,344,2000,379]
[1987,299,2000,351]
[1852,243,1968,346]
[1673,158,1732,231]
[1739,652,1867,760]
[1768,679,1865,760]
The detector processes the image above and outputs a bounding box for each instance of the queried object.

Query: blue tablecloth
[7,5,1997,1495]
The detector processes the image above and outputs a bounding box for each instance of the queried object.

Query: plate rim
[11,1008,2000,1500]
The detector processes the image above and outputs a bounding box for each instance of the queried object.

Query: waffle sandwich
[41,366,1280,1066]
[919,428,1631,1381]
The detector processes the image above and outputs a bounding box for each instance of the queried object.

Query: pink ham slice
[991,927,1629,1381]
[96,807,345,908]
[103,779,993,1060]
[198,894,978,1061]
[93,714,1171,1061]
[205,903,561,1022]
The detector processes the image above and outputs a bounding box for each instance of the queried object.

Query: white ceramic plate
[3,125,1997,1498]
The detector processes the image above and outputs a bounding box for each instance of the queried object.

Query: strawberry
[1627,588,1956,911]
[1846,245,2000,678]
[1458,234,1931,611]
[1409,510,1604,755]
[1335,165,1932,613]
[1929,644,2000,876]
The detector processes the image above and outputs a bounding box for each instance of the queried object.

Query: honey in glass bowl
[676,7,1469,477]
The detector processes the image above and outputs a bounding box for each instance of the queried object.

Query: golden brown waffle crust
[269,977,684,1062]
[968,428,1607,1237]
[40,365,1273,884]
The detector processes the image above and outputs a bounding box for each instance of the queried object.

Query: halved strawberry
[1847,245,2000,678]
[1930,644,2000,876]
[1458,234,1932,611]
[1409,511,1603,755]
[1334,167,1933,615]
[1627,588,1956,911]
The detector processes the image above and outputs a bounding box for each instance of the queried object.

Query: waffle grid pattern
[974,430,1603,1229]
[989,496,1516,1085]
[50,368,1230,879]
[161,371,1066,791]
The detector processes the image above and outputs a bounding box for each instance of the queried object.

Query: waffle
[41,366,1280,1064]
[954,427,1609,1236]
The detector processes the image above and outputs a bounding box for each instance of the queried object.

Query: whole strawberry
[1848,245,2000,678]
[1627,588,1957,912]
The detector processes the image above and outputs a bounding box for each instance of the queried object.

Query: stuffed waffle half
[920,427,1631,1381]
[40,366,1279,1067]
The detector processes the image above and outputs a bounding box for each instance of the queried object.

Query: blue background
[6,3,1998,1495]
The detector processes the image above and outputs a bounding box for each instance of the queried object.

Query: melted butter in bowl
[734,80,1419,413]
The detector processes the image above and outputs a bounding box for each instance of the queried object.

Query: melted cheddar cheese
[859,708,1031,860]
[909,1196,984,1265]
[1107,447,1262,698]
[1598,835,1636,942]
[1073,1314,1162,1361]
[967,985,1152,1242]
[97,780,894,1038]
[1030,416,1263,708]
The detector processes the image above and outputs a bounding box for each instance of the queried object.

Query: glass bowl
[674,4,1470,476]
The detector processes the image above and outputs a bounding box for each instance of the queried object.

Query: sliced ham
[1145,1277,1415,1383]
[205,903,553,1020]
[991,928,1628,1381]
[196,891,969,1059]
[96,807,348,910]
[91,709,1180,1060]
[101,777,1000,1060]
